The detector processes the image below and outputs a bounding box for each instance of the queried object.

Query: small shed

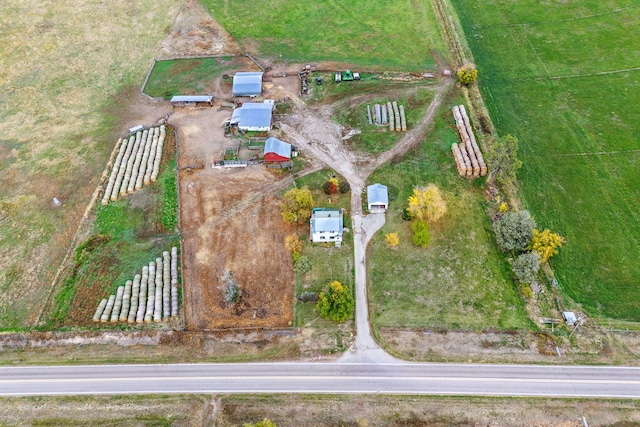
[170,95,213,107]
[232,72,264,97]
[230,100,274,132]
[367,183,388,212]
[264,137,291,162]
[310,208,343,245]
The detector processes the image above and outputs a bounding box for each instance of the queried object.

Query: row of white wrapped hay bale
[451,105,487,177]
[101,125,167,205]
[386,101,407,132]
[92,246,180,324]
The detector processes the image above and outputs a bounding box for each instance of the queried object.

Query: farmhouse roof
[230,101,274,130]
[232,72,263,96]
[367,183,388,205]
[311,208,343,233]
[264,137,291,159]
[170,95,213,103]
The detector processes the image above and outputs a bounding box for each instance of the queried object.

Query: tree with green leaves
[316,280,355,322]
[511,251,541,284]
[281,187,314,224]
[484,134,523,188]
[493,210,536,253]
[411,219,431,248]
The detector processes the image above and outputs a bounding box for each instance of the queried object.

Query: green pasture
[333,87,435,154]
[201,0,447,70]
[452,0,640,321]
[143,57,242,98]
[367,107,531,331]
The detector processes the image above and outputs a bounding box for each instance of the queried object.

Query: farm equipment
[336,70,360,82]
[342,69,354,81]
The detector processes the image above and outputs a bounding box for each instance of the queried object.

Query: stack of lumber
[93,246,181,324]
[101,125,167,205]
[451,105,486,177]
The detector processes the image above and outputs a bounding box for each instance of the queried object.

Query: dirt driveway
[170,107,294,330]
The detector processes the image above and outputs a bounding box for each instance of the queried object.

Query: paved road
[1,363,639,397]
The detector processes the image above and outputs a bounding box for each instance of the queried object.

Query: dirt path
[279,78,453,358]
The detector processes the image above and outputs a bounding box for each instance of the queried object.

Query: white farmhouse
[310,208,343,246]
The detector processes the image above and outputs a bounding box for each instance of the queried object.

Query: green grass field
[451,0,640,321]
[201,0,447,70]
[368,103,531,331]
[144,57,245,98]
[334,87,435,154]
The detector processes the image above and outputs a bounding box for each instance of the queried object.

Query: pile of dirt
[156,0,242,59]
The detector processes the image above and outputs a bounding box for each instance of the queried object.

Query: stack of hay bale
[101,125,167,205]
[387,101,407,132]
[451,105,487,177]
[92,246,181,324]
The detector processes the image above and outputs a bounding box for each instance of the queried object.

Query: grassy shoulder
[367,101,532,331]
[201,0,447,70]
[42,134,180,330]
[143,57,247,98]
[451,0,640,322]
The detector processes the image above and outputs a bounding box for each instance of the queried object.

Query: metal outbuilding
[367,183,389,212]
[170,95,213,106]
[263,137,292,162]
[232,72,264,97]
[230,100,274,132]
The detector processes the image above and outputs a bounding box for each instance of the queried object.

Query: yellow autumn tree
[281,187,314,224]
[407,184,447,222]
[384,232,400,248]
[284,234,302,255]
[528,229,565,263]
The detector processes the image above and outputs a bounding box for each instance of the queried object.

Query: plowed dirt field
[173,108,294,330]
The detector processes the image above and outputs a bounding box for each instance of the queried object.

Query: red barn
[263,137,292,162]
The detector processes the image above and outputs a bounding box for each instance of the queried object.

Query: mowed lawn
[368,109,530,331]
[451,0,640,321]
[201,0,446,70]
[144,57,246,98]
[0,0,181,329]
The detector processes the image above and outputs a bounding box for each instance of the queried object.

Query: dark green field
[451,0,640,321]
[144,57,244,98]
[201,0,446,70]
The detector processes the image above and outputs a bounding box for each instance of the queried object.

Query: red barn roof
[264,137,291,162]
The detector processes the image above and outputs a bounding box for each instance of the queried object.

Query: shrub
[457,66,478,85]
[402,207,413,221]
[384,232,400,248]
[323,177,339,195]
[528,228,565,263]
[317,280,355,322]
[511,252,541,284]
[297,291,318,302]
[493,210,536,253]
[412,219,431,248]
[339,180,350,194]
[294,255,312,274]
[224,280,241,305]
[519,283,533,299]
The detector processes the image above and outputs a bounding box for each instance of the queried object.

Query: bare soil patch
[171,107,294,330]
[156,0,242,59]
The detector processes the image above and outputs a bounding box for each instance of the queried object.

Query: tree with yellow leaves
[407,184,447,222]
[384,232,400,248]
[528,229,565,263]
[457,66,478,85]
[284,234,303,262]
[281,187,314,224]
